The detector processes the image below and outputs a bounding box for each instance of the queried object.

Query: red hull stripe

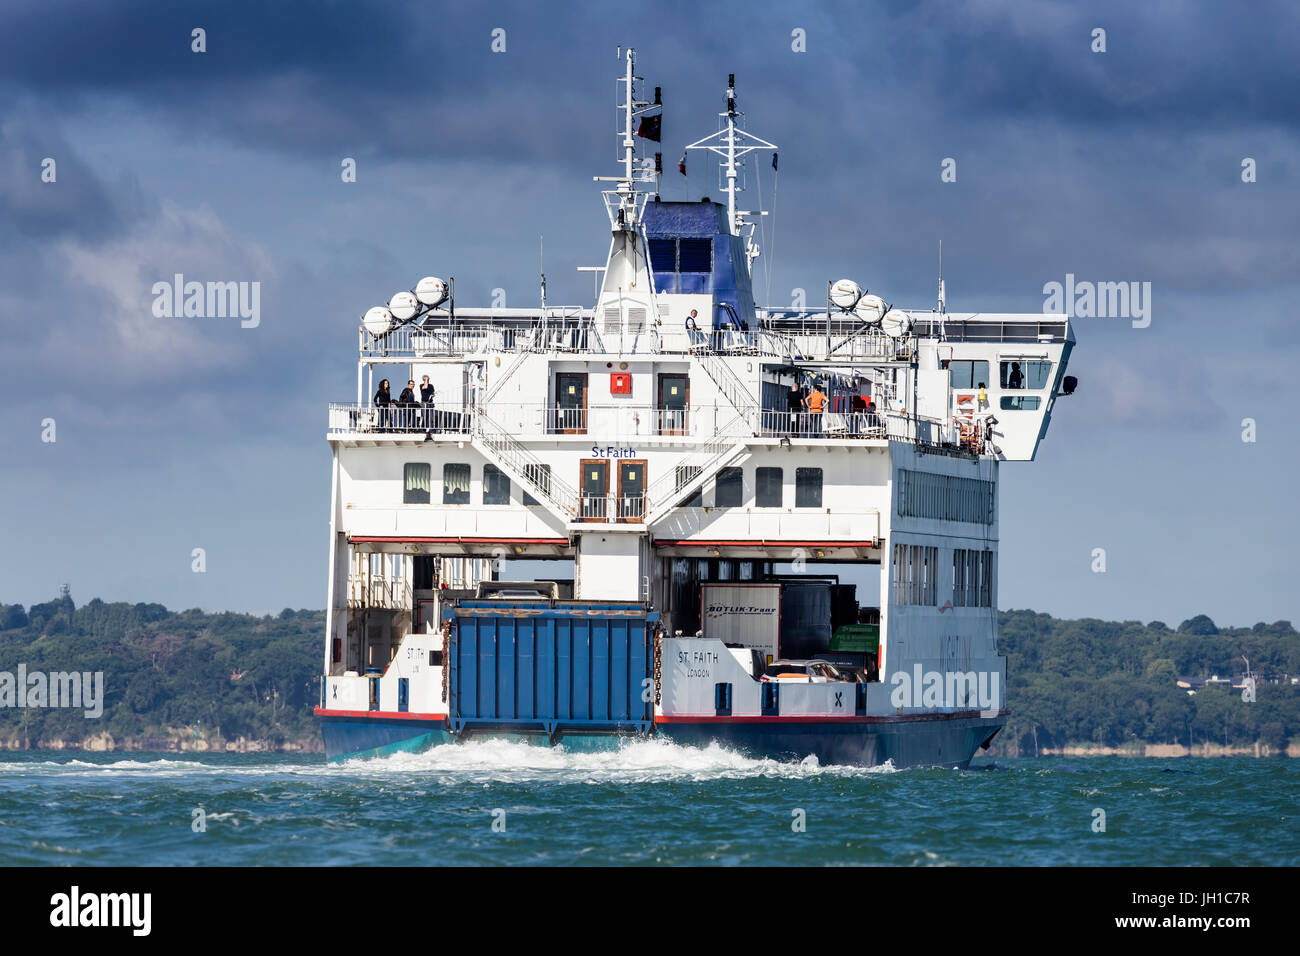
[315,707,447,720]
[653,540,877,548]
[348,536,569,546]
[654,709,1006,724]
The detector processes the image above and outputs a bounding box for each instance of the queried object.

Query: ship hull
[657,713,1004,769]
[318,708,1003,768]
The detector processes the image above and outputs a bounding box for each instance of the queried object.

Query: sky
[0,0,1295,627]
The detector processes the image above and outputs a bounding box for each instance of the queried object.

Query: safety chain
[652,623,663,707]
[441,619,451,704]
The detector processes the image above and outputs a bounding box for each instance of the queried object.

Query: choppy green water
[0,743,1294,865]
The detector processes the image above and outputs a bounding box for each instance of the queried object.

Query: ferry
[314,48,1077,767]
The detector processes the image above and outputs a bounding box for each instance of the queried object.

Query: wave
[331,737,902,783]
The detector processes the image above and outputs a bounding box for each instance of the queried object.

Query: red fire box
[610,372,631,394]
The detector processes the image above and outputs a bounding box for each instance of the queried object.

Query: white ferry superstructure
[315,49,1077,767]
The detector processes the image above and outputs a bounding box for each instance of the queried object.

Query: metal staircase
[471,409,579,524]
[643,414,751,525]
[693,349,759,431]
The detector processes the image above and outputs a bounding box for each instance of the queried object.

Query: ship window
[714,467,743,507]
[443,463,471,504]
[649,239,677,274]
[403,463,431,504]
[1000,395,1042,411]
[795,467,822,507]
[1000,360,1052,390]
[677,238,713,273]
[948,360,989,390]
[755,467,783,507]
[522,464,551,506]
[483,464,511,505]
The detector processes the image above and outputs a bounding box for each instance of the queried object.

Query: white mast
[684,73,777,261]
[594,47,661,342]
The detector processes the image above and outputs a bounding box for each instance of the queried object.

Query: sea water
[0,744,1295,865]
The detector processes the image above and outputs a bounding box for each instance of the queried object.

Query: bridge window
[648,237,713,294]
[715,467,743,507]
[649,239,677,274]
[483,464,511,505]
[949,360,989,390]
[443,463,471,504]
[678,238,712,273]
[1000,360,1053,390]
[1000,395,1042,410]
[795,467,823,507]
[403,463,431,504]
[756,467,783,507]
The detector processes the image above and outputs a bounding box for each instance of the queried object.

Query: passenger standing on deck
[685,309,701,352]
[804,382,828,437]
[787,380,804,435]
[398,379,417,431]
[420,375,435,432]
[374,379,393,432]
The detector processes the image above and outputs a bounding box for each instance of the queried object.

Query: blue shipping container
[444,601,657,736]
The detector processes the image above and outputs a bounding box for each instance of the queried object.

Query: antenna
[684,73,778,240]
[938,240,946,315]
[539,235,546,310]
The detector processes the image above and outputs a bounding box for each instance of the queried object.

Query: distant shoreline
[1,736,1293,758]
[991,741,1297,758]
[0,734,323,754]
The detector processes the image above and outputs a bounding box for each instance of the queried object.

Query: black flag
[678,154,686,176]
[772,152,779,171]
[636,114,661,142]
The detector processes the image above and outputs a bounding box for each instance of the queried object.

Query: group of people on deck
[784,379,878,437]
[372,375,442,432]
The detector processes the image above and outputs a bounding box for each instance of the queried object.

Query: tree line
[0,597,1295,753]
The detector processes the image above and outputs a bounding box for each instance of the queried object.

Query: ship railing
[908,313,1071,344]
[359,315,607,359]
[757,311,914,362]
[458,403,749,439]
[884,412,951,448]
[574,494,646,524]
[758,409,887,439]
[329,403,472,436]
[346,572,412,610]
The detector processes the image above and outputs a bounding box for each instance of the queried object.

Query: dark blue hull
[317,711,452,761]
[657,714,1005,769]
[319,708,1003,767]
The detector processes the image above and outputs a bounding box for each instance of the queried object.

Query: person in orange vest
[804,382,828,436]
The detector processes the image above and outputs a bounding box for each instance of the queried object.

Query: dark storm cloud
[0,113,151,242]
[4,1,1296,168]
